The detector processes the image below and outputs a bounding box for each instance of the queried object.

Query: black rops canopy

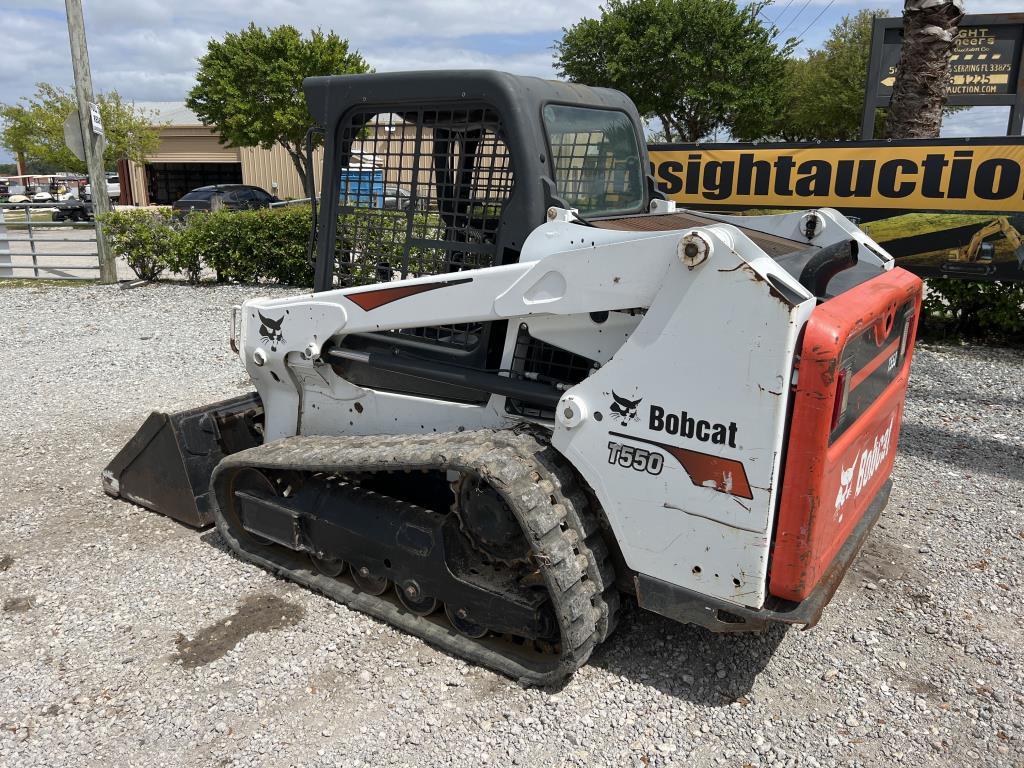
[303,70,657,292]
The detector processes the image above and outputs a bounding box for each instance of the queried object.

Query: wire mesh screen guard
[333,108,514,289]
[506,327,598,420]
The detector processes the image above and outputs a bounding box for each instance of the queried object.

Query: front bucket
[103,393,263,527]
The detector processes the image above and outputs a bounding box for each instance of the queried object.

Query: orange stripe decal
[610,432,753,499]
[850,338,900,391]
[345,277,472,311]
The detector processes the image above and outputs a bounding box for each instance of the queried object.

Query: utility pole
[65,0,115,283]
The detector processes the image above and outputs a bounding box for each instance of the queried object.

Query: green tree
[0,83,160,173]
[778,8,964,141]
[555,0,793,142]
[0,101,33,174]
[779,10,881,141]
[187,24,371,192]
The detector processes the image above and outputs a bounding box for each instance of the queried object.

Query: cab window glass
[542,105,643,217]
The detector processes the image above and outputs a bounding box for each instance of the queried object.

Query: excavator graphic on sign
[950,216,1024,266]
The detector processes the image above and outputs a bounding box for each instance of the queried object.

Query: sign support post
[65,0,115,283]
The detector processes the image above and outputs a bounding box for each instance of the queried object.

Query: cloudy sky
[0,0,1019,163]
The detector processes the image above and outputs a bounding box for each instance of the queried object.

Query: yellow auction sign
[648,139,1024,213]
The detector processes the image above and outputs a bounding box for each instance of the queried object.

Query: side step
[102,393,263,527]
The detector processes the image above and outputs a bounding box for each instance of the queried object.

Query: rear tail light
[830,367,850,432]
[899,312,913,361]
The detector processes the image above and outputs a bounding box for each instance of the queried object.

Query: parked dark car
[383,185,411,210]
[171,184,278,215]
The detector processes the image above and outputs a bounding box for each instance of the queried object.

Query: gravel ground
[1,283,1022,768]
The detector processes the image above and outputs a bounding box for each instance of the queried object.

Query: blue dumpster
[340,166,384,209]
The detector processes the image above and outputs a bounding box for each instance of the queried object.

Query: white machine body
[233,205,893,610]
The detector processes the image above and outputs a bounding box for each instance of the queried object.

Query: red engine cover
[769,267,923,602]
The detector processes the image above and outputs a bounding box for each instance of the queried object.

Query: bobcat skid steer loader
[104,71,922,684]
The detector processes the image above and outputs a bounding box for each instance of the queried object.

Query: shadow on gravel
[173,593,305,669]
[3,595,35,613]
[899,422,1024,481]
[198,528,233,554]
[589,606,787,705]
[198,527,784,698]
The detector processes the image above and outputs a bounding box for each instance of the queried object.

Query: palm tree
[885,0,964,138]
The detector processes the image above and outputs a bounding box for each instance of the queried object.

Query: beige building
[126,103,319,205]
[126,106,515,207]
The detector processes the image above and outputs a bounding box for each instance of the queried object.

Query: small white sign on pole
[89,102,104,136]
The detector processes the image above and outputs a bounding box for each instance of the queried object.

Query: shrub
[922,279,1024,345]
[102,205,317,285]
[250,206,316,285]
[166,221,204,284]
[100,203,453,287]
[100,209,176,281]
[190,207,308,284]
[334,209,445,285]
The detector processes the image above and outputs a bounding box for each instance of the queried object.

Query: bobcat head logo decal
[609,391,643,427]
[834,458,857,520]
[258,311,285,352]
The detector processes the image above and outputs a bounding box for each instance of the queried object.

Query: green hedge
[99,208,1024,346]
[100,205,446,287]
[922,279,1024,345]
[100,206,315,285]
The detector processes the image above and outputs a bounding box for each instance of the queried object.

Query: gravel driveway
[1,284,1021,768]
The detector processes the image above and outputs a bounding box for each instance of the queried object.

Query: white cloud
[941,106,1012,138]
[0,1,590,108]
[364,46,556,79]
[2,0,1022,164]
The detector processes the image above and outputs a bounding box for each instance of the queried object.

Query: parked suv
[171,184,278,215]
[83,174,120,203]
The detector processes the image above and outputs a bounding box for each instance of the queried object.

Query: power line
[776,0,812,38]
[795,0,837,40]
[770,0,796,31]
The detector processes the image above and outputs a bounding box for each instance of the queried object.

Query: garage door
[146,162,243,205]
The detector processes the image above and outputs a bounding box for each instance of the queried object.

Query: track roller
[396,582,438,616]
[445,604,488,638]
[310,555,346,578]
[351,565,389,595]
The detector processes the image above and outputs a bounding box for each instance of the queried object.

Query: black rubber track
[210,429,617,685]
[485,430,620,644]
